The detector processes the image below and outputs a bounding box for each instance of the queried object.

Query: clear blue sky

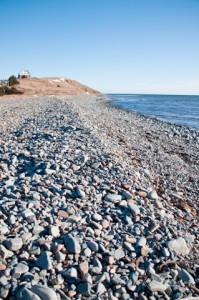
[1,0,199,94]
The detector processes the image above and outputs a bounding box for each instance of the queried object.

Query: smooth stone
[141,245,149,256]
[148,190,158,200]
[9,215,16,225]
[79,260,89,277]
[55,251,66,263]
[68,291,76,297]
[104,194,122,203]
[83,273,93,285]
[0,226,9,235]
[122,293,131,300]
[128,203,140,215]
[6,238,23,251]
[178,268,195,284]
[93,213,102,221]
[65,182,73,190]
[185,235,195,244]
[31,285,58,300]
[22,209,35,219]
[125,215,133,225]
[96,282,106,295]
[54,274,64,285]
[12,267,22,279]
[148,281,168,292]
[45,168,56,175]
[77,282,91,296]
[84,247,92,257]
[64,234,81,254]
[122,190,133,200]
[36,251,53,270]
[16,262,29,273]
[87,241,99,252]
[92,162,101,169]
[50,226,60,238]
[0,245,14,258]
[76,189,86,198]
[129,271,139,284]
[124,242,135,252]
[0,287,9,298]
[137,237,147,247]
[17,288,41,300]
[167,237,190,255]
[32,225,44,235]
[101,219,109,229]
[63,267,78,279]
[138,191,147,198]
[32,192,41,200]
[21,232,32,243]
[90,258,102,274]
[67,215,81,223]
[94,229,101,236]
[110,274,126,285]
[106,256,115,265]
[0,264,6,271]
[57,210,68,218]
[113,248,125,260]
[0,276,7,286]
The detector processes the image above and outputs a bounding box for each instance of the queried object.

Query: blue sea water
[108,94,199,130]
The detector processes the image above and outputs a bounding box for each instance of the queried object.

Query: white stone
[93,213,102,221]
[128,203,140,215]
[6,238,23,251]
[50,226,60,237]
[148,190,158,200]
[167,237,189,256]
[148,281,168,292]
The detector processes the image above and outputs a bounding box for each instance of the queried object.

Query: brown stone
[79,260,89,277]
[138,191,147,198]
[141,245,149,257]
[125,236,136,243]
[106,256,115,265]
[58,210,68,218]
[135,215,140,222]
[0,212,7,220]
[122,184,131,190]
[101,219,109,229]
[74,254,80,262]
[53,244,64,253]
[0,264,6,271]
[150,224,160,233]
[68,291,76,297]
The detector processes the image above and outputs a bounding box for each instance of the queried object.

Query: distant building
[18,70,31,78]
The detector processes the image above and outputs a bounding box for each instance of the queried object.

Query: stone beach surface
[0,94,198,299]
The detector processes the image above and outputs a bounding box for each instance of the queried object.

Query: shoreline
[105,96,199,132]
[0,95,198,299]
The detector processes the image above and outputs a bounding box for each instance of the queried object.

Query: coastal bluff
[1,77,100,99]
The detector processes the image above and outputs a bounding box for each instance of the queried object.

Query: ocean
[108,94,199,130]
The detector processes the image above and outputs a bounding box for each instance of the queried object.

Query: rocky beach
[0,95,198,300]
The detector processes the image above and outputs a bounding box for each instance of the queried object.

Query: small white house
[18,70,31,78]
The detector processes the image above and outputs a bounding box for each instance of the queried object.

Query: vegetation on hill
[8,75,19,86]
[0,86,23,96]
[0,75,22,96]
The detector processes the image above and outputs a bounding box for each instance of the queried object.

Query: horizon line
[105,92,199,96]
